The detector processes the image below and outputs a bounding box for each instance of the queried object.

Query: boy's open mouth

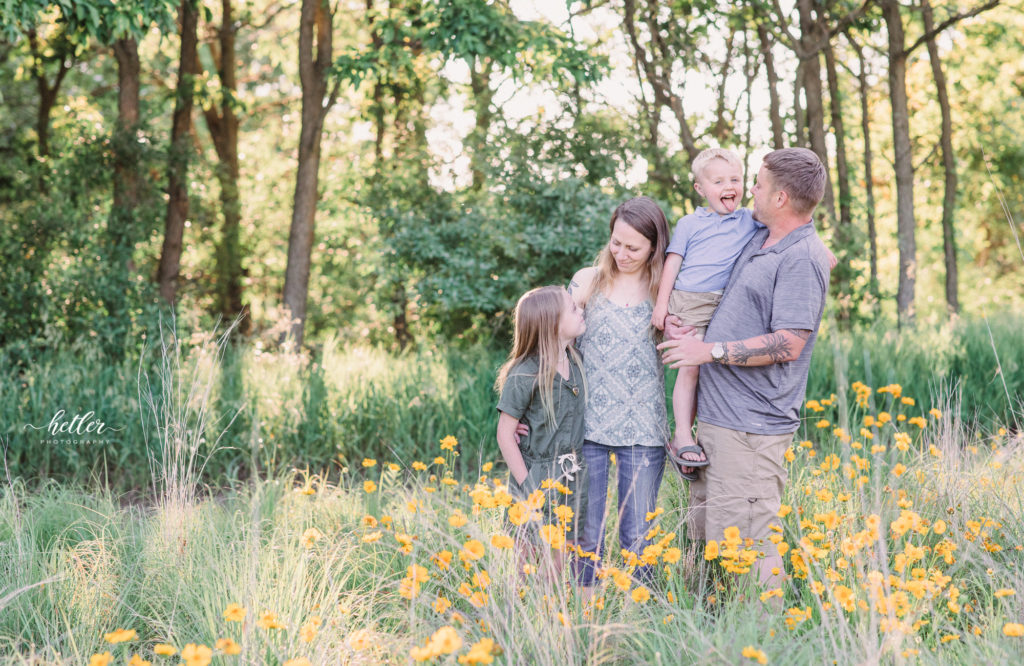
[720,194,737,212]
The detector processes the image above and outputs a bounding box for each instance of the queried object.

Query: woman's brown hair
[582,196,670,308]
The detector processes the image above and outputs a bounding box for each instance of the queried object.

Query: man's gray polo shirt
[697,222,831,435]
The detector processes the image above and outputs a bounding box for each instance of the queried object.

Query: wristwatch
[710,342,726,364]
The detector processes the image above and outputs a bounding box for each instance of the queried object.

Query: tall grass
[1,397,1022,663]
[2,313,1021,491]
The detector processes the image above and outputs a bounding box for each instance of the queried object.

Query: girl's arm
[497,411,529,485]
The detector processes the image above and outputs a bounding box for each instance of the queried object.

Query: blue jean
[575,441,666,586]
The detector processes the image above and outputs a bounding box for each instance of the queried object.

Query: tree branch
[903,0,1000,56]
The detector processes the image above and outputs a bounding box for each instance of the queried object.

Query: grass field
[2,370,1023,664]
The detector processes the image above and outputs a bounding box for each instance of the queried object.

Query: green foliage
[334,0,605,88]
[0,0,177,43]
[0,123,166,361]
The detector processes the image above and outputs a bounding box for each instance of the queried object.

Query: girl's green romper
[496,353,588,541]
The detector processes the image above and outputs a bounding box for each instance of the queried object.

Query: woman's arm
[568,267,597,308]
[497,411,529,485]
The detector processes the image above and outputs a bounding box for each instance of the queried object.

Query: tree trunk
[823,40,851,229]
[881,0,917,327]
[757,23,784,149]
[921,0,959,315]
[793,59,807,147]
[849,33,879,303]
[158,0,200,305]
[741,33,758,204]
[102,37,143,323]
[468,57,494,191]
[27,29,72,159]
[201,0,248,328]
[283,0,335,347]
[796,0,835,226]
[112,38,141,205]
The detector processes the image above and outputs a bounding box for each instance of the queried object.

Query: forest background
[1,0,1023,490]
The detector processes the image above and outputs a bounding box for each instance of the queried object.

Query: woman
[569,196,671,589]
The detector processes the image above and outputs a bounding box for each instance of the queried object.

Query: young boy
[651,148,760,479]
[653,148,836,479]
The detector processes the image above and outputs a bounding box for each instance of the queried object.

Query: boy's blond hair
[691,148,743,182]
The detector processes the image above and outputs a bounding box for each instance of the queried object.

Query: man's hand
[657,332,711,368]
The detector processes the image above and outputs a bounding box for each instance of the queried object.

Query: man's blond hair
[691,148,743,182]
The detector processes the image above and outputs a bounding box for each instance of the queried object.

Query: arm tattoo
[726,333,793,365]
[784,328,812,340]
[568,279,580,294]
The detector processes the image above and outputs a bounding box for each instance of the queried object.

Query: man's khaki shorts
[668,289,723,339]
[687,422,793,544]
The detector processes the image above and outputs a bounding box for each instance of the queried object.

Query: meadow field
[2,315,1023,665]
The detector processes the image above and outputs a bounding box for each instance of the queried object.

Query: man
[657,147,832,588]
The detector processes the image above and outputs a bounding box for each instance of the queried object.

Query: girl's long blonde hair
[581,196,670,308]
[495,286,583,426]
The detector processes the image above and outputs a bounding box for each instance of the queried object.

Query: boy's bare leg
[669,365,706,471]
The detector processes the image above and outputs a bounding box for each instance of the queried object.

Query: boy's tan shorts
[668,289,723,339]
[686,422,793,544]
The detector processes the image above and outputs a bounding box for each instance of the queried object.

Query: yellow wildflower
[363,480,377,493]
[460,539,486,562]
[128,655,150,666]
[223,603,246,622]
[433,550,453,570]
[1003,623,1024,637]
[257,611,286,630]
[302,527,323,548]
[154,644,177,656]
[180,644,213,666]
[440,435,458,450]
[362,458,377,467]
[103,628,136,643]
[459,637,496,665]
[490,534,513,549]
[348,629,373,651]
[741,646,768,664]
[215,638,241,655]
[89,654,112,666]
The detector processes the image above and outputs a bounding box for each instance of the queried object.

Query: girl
[495,285,588,577]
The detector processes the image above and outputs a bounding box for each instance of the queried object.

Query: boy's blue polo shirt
[667,206,762,292]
